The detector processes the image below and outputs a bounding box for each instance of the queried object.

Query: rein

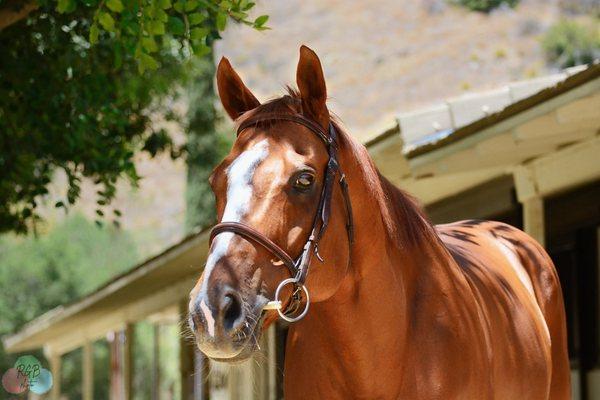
[209,113,354,322]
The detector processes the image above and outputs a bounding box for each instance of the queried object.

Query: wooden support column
[152,324,160,400]
[49,353,61,400]
[180,301,195,400]
[523,196,545,246]
[513,165,546,246]
[194,349,210,400]
[253,324,277,400]
[83,341,94,400]
[109,331,123,399]
[124,323,135,400]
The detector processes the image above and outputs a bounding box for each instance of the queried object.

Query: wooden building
[4,62,599,400]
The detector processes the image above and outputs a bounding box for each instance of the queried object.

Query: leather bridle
[209,113,354,322]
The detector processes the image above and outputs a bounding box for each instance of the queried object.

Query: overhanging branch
[0,0,38,31]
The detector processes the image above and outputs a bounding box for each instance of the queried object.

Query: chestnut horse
[188,46,570,399]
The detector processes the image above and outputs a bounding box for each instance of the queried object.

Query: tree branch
[0,0,38,31]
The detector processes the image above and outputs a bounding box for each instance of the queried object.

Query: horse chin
[196,313,265,364]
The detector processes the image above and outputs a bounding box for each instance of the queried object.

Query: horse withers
[188,45,571,399]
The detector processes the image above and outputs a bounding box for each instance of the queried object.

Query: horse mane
[238,88,438,251]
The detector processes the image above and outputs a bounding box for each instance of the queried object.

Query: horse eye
[294,173,315,190]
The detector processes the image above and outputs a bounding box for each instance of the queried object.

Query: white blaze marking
[199,139,270,331]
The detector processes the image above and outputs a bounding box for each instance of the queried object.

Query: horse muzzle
[189,286,265,361]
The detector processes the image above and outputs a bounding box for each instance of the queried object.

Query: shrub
[542,19,600,68]
[453,0,519,13]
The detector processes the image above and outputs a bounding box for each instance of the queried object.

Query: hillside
[216,0,567,140]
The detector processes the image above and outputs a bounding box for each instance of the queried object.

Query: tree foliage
[542,18,600,68]
[452,0,519,13]
[0,0,264,235]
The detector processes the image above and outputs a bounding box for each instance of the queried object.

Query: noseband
[209,113,354,322]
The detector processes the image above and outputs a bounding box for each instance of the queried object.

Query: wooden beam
[109,331,123,399]
[124,324,135,400]
[513,165,545,245]
[82,341,94,400]
[152,324,160,400]
[523,196,545,246]
[195,349,210,400]
[49,353,61,400]
[0,0,38,31]
[267,325,277,400]
[179,301,195,400]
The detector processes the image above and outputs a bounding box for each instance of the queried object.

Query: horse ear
[296,45,329,129]
[217,57,260,120]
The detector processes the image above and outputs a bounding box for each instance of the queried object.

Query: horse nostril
[222,293,243,331]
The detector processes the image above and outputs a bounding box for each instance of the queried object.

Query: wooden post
[523,196,545,246]
[83,341,94,400]
[180,301,195,400]
[124,324,135,400]
[194,349,210,400]
[513,165,546,246]
[252,324,277,400]
[152,324,160,400]
[49,353,61,400]
[267,325,277,400]
[109,331,123,399]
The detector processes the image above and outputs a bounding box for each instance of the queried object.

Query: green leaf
[220,0,232,9]
[254,14,268,27]
[242,1,255,11]
[141,37,158,52]
[167,16,185,35]
[173,0,184,12]
[55,201,65,208]
[156,9,168,22]
[184,0,198,11]
[216,12,227,31]
[190,27,209,40]
[148,20,165,35]
[158,0,172,9]
[98,12,116,31]
[188,12,206,25]
[191,41,211,56]
[57,0,76,13]
[140,53,159,70]
[106,0,124,13]
[89,23,100,44]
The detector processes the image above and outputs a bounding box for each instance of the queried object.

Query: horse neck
[285,140,447,395]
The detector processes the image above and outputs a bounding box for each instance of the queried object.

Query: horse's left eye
[294,172,315,191]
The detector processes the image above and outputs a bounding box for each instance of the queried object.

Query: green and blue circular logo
[2,355,53,395]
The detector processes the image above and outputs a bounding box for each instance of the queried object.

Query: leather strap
[210,222,298,277]
[237,113,331,144]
